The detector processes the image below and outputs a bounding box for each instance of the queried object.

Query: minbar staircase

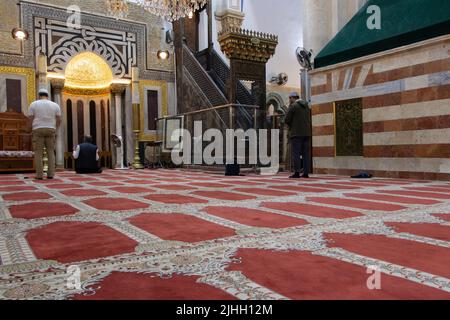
[195,48,255,105]
[182,45,228,107]
[181,46,260,173]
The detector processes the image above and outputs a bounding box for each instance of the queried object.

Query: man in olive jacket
[285,92,312,178]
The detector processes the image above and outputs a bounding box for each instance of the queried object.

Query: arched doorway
[60,52,115,169]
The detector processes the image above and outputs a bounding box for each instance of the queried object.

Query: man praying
[73,135,102,174]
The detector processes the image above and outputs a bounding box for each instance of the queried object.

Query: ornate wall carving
[34,17,137,78]
[0,2,174,82]
[335,98,363,157]
[180,68,212,114]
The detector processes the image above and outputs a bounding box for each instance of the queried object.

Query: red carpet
[0,181,25,185]
[154,184,198,191]
[26,221,138,263]
[60,189,108,197]
[87,181,124,187]
[270,185,332,193]
[68,177,98,182]
[84,197,150,211]
[433,214,450,222]
[0,170,449,300]
[335,181,391,187]
[262,202,362,219]
[325,233,450,278]
[307,183,361,190]
[32,179,64,184]
[109,186,155,194]
[0,186,37,192]
[227,249,449,299]
[190,182,234,188]
[433,184,450,189]
[385,222,450,242]
[205,206,308,228]
[2,192,52,202]
[44,183,83,190]
[376,190,450,200]
[124,180,156,185]
[219,179,265,185]
[73,273,236,300]
[344,193,440,205]
[144,194,208,204]
[193,191,256,201]
[308,197,406,211]
[234,188,297,197]
[129,213,236,242]
[9,202,79,219]
[404,186,450,194]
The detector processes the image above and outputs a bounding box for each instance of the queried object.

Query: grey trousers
[32,128,56,179]
[291,136,311,175]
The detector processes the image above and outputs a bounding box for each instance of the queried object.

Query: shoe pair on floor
[289,173,309,179]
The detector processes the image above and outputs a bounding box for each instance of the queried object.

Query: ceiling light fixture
[135,0,207,22]
[11,28,29,41]
[105,0,129,19]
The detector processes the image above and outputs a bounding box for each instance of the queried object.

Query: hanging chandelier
[135,0,208,22]
[105,0,129,19]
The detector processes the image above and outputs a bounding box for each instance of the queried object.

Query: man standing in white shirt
[28,89,61,180]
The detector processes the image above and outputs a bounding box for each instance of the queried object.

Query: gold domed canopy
[64,52,114,89]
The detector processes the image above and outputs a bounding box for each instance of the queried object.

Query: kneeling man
[73,136,102,174]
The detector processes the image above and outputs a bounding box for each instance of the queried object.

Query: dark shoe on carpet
[289,173,301,179]
[351,172,373,179]
[301,175,310,178]
[47,177,54,180]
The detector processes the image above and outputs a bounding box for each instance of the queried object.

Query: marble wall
[309,36,450,180]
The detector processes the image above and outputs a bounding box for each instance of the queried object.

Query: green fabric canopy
[314,0,450,69]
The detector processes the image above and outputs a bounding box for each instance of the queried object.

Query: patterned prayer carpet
[0,169,449,300]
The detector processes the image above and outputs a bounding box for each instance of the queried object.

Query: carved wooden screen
[230,59,265,107]
[335,98,363,157]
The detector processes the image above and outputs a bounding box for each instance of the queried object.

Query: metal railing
[196,48,255,105]
[183,45,228,106]
[156,104,259,167]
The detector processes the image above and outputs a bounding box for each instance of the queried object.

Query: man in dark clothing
[73,136,102,174]
[285,92,312,179]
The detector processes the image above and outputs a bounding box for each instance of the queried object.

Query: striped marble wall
[310,35,450,180]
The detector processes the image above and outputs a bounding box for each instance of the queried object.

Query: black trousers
[291,136,311,175]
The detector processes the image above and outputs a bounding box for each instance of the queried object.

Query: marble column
[37,53,48,90]
[51,79,65,167]
[303,0,333,57]
[215,0,245,33]
[131,67,144,169]
[111,84,127,169]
